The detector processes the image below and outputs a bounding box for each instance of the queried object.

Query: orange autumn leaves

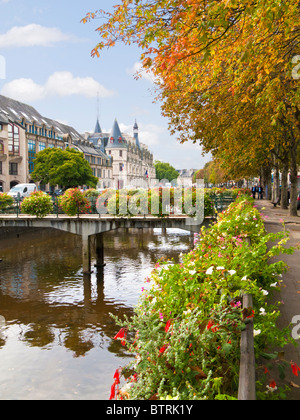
[82,0,300,183]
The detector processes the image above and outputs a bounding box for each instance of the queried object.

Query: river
[0,227,193,400]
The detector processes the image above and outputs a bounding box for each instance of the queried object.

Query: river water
[0,227,192,400]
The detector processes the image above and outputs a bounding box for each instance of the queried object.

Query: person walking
[252,185,256,199]
[258,185,263,200]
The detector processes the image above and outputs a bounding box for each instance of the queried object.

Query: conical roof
[94,118,102,134]
[107,118,127,148]
[133,120,141,150]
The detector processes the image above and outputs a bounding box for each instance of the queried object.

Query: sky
[0,0,211,170]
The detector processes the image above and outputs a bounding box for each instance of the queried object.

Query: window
[119,150,123,157]
[8,124,20,155]
[28,139,36,174]
[0,161,2,175]
[0,141,3,153]
[9,162,18,175]
[39,141,46,152]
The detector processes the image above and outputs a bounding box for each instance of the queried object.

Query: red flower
[207,320,219,332]
[114,328,127,346]
[159,344,168,355]
[109,383,116,400]
[269,380,277,389]
[113,369,120,385]
[165,320,171,333]
[291,362,300,377]
[246,310,255,319]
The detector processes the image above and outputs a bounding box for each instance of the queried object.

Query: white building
[85,119,156,189]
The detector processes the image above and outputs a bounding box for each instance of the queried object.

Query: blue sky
[0,0,210,170]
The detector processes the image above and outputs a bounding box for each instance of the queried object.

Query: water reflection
[0,227,192,399]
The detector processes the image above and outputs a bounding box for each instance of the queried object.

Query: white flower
[266,384,277,393]
[241,276,248,281]
[228,270,236,276]
[253,329,261,337]
[259,308,266,316]
[189,270,197,276]
[206,266,214,275]
[270,282,278,288]
[261,289,269,296]
[216,266,225,270]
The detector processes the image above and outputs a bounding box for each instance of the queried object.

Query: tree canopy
[31,148,98,190]
[154,160,179,183]
[82,1,300,215]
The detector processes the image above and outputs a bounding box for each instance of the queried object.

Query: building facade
[85,118,156,189]
[177,169,197,187]
[0,95,113,192]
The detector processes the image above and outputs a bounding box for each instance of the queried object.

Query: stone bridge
[0,214,213,275]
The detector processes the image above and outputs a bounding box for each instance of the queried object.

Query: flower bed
[0,192,14,212]
[59,188,91,216]
[20,191,53,218]
[109,196,298,400]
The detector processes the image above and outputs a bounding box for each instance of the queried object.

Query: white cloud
[0,24,80,48]
[1,71,115,102]
[120,122,165,147]
[127,62,157,84]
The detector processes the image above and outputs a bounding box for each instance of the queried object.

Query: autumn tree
[82,0,300,215]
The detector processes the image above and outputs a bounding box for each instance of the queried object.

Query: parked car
[7,183,37,200]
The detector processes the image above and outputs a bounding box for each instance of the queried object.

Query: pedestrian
[258,185,263,200]
[252,185,256,199]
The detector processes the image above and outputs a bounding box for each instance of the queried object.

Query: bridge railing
[0,194,235,217]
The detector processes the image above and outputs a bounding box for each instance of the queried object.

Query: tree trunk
[289,140,298,217]
[281,158,289,209]
[272,163,280,203]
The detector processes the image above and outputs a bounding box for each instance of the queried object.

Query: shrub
[59,188,91,216]
[20,191,53,218]
[109,196,297,400]
[0,192,14,211]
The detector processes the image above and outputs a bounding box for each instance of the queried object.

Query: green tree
[31,148,98,190]
[154,160,179,183]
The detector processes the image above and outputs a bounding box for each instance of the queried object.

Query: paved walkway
[255,199,300,399]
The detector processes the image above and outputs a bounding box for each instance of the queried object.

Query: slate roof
[106,118,127,149]
[0,94,46,126]
[0,94,111,161]
[94,118,102,134]
[133,120,141,151]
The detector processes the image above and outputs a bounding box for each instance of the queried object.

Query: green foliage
[20,191,53,218]
[0,192,14,210]
[31,147,98,190]
[59,188,91,216]
[102,187,215,218]
[154,161,179,183]
[110,196,296,400]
